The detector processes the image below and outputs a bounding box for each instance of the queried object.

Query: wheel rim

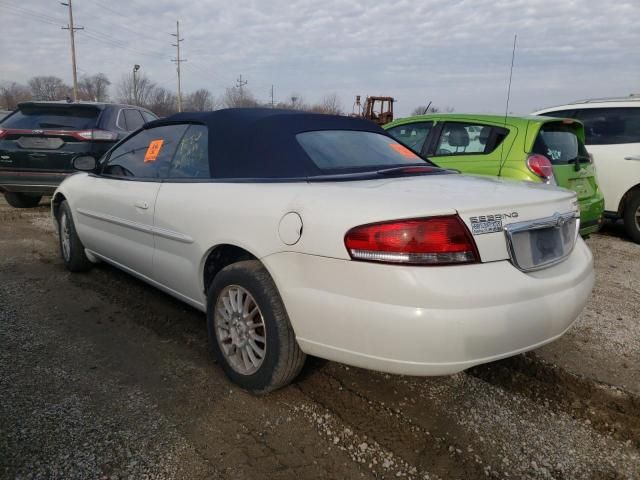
[214,285,267,375]
[635,205,640,232]
[60,212,71,261]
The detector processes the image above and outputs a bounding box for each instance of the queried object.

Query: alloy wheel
[214,285,267,375]
[60,212,71,262]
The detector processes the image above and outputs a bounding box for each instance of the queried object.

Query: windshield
[2,106,100,130]
[532,122,588,164]
[296,130,433,173]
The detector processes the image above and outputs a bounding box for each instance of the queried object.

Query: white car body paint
[53,171,594,375]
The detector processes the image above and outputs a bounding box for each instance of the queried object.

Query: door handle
[624,155,640,161]
[134,200,149,210]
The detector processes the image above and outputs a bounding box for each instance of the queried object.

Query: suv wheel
[623,191,640,244]
[4,192,42,208]
[206,260,306,394]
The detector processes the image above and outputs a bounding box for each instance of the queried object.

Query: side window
[123,109,145,131]
[115,109,127,130]
[573,108,640,145]
[167,124,209,179]
[434,122,503,156]
[141,110,158,123]
[102,124,188,179]
[386,122,433,153]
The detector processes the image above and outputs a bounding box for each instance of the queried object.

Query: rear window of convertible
[296,130,426,171]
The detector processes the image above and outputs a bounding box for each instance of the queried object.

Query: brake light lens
[0,128,5,139]
[72,129,118,141]
[344,215,479,265]
[527,154,555,182]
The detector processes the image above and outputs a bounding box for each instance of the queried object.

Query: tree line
[0,73,346,117]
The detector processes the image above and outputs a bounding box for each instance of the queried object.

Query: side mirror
[72,155,97,172]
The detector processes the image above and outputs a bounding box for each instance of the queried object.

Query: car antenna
[499,34,517,169]
[422,101,432,115]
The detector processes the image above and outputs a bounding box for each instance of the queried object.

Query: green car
[384,114,605,236]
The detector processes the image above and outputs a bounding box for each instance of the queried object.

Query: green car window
[435,122,492,156]
[386,122,433,152]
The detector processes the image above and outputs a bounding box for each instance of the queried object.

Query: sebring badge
[469,212,519,235]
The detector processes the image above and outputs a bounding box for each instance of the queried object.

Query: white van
[534,96,640,243]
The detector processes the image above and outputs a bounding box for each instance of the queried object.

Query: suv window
[541,109,574,120]
[123,109,145,131]
[141,111,157,123]
[572,108,640,145]
[2,105,100,130]
[433,122,505,156]
[167,124,209,178]
[103,124,188,179]
[532,122,589,165]
[386,122,433,153]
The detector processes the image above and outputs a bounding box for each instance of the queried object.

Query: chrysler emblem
[32,129,44,134]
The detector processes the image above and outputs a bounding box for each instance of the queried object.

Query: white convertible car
[52,109,594,393]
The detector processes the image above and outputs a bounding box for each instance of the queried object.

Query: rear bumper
[0,170,73,194]
[578,191,605,236]
[263,240,594,376]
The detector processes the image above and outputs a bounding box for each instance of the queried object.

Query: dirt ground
[0,196,638,480]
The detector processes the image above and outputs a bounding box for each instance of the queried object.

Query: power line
[0,2,63,27]
[87,0,163,43]
[79,29,168,60]
[0,1,62,22]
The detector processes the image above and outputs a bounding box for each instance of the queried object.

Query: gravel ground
[0,197,638,479]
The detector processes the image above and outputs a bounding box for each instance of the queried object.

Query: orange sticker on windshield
[144,139,164,162]
[389,143,418,158]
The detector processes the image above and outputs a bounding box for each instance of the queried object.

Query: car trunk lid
[528,120,599,200]
[301,174,579,268]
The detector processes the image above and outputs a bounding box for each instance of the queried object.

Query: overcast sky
[1,0,639,116]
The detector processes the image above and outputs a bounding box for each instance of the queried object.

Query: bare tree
[274,93,309,111]
[78,73,111,102]
[410,104,454,116]
[310,93,343,115]
[184,88,217,111]
[116,72,156,106]
[147,87,177,117]
[28,76,71,101]
[221,87,259,108]
[0,82,31,110]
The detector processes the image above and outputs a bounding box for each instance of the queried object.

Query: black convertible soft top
[145,108,389,179]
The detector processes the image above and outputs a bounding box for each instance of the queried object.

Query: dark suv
[0,101,158,207]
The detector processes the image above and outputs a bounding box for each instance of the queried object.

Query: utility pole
[133,64,141,106]
[171,21,186,112]
[61,0,83,102]
[236,74,248,95]
[270,85,274,108]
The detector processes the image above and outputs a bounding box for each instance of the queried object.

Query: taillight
[344,215,479,265]
[0,128,6,139]
[72,129,117,141]
[527,154,555,182]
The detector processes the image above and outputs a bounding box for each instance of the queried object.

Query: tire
[4,192,42,208]
[57,200,93,272]
[623,191,640,244]
[207,260,306,394]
